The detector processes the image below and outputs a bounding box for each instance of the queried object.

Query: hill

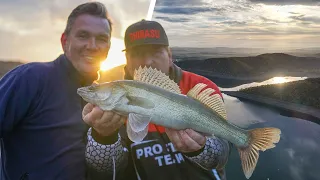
[175,53,320,79]
[0,60,125,82]
[171,47,265,61]
[0,61,23,78]
[238,78,320,109]
[2,53,320,87]
[171,47,320,61]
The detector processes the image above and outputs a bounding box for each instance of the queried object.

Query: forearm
[86,127,128,174]
[184,136,231,170]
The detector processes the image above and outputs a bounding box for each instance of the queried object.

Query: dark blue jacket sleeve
[0,65,40,138]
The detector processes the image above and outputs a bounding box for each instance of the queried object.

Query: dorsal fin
[187,83,227,119]
[133,66,182,94]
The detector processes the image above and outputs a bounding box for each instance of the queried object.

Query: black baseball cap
[122,19,169,51]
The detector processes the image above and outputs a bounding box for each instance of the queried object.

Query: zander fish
[77,66,281,179]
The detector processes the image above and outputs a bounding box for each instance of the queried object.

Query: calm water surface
[223,94,320,180]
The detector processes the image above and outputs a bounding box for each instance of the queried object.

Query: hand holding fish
[165,128,206,153]
[82,103,126,136]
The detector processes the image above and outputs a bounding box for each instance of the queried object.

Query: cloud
[152,0,320,49]
[0,0,150,38]
[286,148,295,159]
[289,14,320,23]
[289,12,301,15]
[218,21,248,26]
[155,0,204,6]
[259,16,287,24]
[294,138,320,150]
[289,165,304,180]
[154,6,219,15]
[248,0,320,5]
[0,0,151,62]
[286,138,320,180]
[155,16,190,23]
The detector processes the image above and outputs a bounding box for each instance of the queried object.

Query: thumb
[82,103,95,120]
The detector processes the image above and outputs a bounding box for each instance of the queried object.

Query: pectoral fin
[128,113,151,132]
[124,96,153,143]
[127,114,150,142]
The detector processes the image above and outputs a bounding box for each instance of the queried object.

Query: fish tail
[237,127,281,179]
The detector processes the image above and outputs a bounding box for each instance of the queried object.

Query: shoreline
[222,91,320,124]
[179,68,320,88]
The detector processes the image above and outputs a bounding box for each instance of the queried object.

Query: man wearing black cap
[83,20,231,180]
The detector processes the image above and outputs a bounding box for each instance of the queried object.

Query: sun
[273,77,287,84]
[100,37,126,71]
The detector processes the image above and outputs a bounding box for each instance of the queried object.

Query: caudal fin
[238,127,281,179]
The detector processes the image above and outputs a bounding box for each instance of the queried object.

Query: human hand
[82,103,126,136]
[165,128,206,153]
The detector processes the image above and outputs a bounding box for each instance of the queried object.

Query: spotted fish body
[77,66,281,179]
[112,80,248,146]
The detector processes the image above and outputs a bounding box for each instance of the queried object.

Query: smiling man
[0,2,112,180]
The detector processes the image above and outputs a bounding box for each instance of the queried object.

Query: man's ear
[60,33,67,52]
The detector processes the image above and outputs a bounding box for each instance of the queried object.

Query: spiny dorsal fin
[133,66,181,94]
[187,83,227,119]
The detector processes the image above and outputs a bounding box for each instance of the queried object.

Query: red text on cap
[129,29,160,42]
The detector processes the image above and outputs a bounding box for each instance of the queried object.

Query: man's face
[61,14,111,76]
[125,45,173,77]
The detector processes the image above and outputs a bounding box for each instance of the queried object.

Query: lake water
[221,77,320,180]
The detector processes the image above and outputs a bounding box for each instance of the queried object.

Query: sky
[153,0,320,50]
[0,0,153,68]
[1,0,319,65]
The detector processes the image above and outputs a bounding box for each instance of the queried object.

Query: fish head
[77,82,128,110]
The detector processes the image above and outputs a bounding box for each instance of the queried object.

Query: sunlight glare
[100,37,126,71]
[273,77,287,84]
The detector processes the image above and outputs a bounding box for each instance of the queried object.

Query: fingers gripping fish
[77,66,281,179]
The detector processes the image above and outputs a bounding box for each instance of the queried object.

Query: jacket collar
[123,63,183,84]
[56,54,98,86]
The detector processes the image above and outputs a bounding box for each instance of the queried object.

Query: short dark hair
[64,2,113,36]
